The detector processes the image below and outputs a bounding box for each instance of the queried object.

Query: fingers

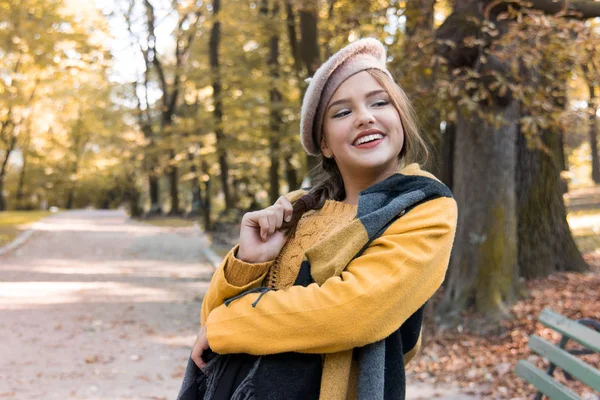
[191,326,209,369]
[191,341,206,369]
[243,196,294,240]
[275,196,294,223]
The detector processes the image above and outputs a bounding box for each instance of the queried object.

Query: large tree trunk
[210,0,233,211]
[439,100,520,322]
[517,126,589,278]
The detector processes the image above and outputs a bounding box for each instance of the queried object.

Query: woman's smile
[352,129,386,149]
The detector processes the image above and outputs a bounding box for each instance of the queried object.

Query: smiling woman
[179,38,457,400]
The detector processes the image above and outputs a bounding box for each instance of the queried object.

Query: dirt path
[0,209,476,400]
[0,210,213,399]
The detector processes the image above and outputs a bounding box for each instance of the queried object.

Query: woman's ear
[320,140,332,159]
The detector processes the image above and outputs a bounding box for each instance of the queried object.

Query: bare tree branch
[528,0,600,19]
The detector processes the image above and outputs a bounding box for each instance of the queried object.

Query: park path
[0,209,476,400]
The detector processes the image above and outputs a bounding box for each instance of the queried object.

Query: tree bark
[0,179,5,211]
[528,0,600,19]
[167,162,180,215]
[588,84,600,183]
[285,156,299,191]
[517,125,589,279]
[210,0,233,211]
[441,121,455,190]
[298,0,320,178]
[188,150,203,216]
[403,0,442,177]
[202,160,213,231]
[285,0,301,74]
[440,100,519,322]
[15,151,28,210]
[263,0,282,204]
[148,174,161,214]
[0,121,16,211]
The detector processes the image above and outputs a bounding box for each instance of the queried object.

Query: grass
[0,210,51,247]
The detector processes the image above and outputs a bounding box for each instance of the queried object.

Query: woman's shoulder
[398,163,440,183]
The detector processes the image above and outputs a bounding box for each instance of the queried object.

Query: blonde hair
[367,69,429,166]
[281,69,430,235]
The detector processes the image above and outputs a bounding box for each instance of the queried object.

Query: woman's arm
[200,193,299,325]
[204,196,457,355]
[200,246,273,325]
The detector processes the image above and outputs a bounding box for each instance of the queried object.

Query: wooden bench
[515,308,600,400]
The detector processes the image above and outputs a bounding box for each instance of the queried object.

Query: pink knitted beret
[300,38,394,156]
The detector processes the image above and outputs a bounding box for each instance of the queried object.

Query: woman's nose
[355,106,375,128]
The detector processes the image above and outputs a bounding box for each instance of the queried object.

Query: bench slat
[539,308,600,353]
[515,360,582,400]
[529,335,600,392]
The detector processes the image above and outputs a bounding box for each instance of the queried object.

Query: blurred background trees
[1,0,599,324]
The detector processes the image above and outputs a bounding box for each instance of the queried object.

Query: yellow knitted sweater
[200,164,458,399]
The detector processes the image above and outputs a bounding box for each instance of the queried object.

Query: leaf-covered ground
[410,264,599,399]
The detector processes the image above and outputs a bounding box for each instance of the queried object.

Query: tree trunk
[188,151,203,216]
[285,0,301,75]
[517,126,589,278]
[439,100,520,323]
[15,151,27,210]
[403,0,443,178]
[66,188,75,210]
[589,84,600,183]
[202,160,213,231]
[441,121,455,190]
[168,164,180,215]
[285,155,299,191]
[0,178,5,211]
[298,0,320,178]
[148,174,161,214]
[0,133,16,211]
[210,0,233,211]
[265,1,282,204]
[0,153,10,211]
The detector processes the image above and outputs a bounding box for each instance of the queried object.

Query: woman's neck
[340,165,399,205]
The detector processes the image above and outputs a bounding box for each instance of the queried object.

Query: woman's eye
[332,110,350,118]
[373,100,389,107]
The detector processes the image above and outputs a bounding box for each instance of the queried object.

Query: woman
[178,38,457,400]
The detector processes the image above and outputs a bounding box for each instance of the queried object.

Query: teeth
[354,134,384,146]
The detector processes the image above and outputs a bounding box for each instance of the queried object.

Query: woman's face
[321,71,404,181]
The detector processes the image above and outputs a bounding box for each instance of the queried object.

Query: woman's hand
[237,196,294,263]
[191,325,210,369]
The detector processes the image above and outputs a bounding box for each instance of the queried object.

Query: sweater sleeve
[200,244,274,326]
[205,196,457,355]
